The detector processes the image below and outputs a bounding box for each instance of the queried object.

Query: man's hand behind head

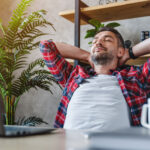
[88,55,94,68]
[118,48,130,66]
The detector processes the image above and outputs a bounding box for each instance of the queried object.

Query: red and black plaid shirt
[40,40,150,128]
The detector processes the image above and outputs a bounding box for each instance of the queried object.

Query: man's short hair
[95,27,125,48]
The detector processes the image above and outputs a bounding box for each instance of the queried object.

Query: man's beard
[91,52,114,65]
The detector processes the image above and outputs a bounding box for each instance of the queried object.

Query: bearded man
[40,27,150,132]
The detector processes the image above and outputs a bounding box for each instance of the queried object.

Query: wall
[0,0,150,127]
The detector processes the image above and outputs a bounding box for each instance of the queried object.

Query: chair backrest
[0,94,5,135]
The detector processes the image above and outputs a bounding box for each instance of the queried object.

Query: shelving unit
[59,0,150,25]
[59,0,150,65]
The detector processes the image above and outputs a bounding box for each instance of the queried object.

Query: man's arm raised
[132,38,150,57]
[55,42,90,63]
[119,38,150,66]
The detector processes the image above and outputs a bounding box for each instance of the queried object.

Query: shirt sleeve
[141,58,150,86]
[39,40,73,87]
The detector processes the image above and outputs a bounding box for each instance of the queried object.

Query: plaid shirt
[40,40,150,128]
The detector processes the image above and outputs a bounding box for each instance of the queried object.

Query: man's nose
[96,38,104,46]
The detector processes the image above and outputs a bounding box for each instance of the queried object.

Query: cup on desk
[141,98,150,128]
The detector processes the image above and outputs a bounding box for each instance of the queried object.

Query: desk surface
[1,127,150,150]
[0,129,89,150]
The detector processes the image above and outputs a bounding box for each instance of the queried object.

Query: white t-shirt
[64,75,130,132]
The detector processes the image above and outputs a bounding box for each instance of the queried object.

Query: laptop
[0,94,55,137]
[83,127,150,150]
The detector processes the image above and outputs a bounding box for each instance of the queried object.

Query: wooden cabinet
[59,0,150,65]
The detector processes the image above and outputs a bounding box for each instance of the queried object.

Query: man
[40,27,150,131]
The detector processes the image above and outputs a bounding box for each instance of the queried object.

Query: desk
[1,128,150,150]
[0,129,89,150]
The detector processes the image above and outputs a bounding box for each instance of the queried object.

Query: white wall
[1,0,150,127]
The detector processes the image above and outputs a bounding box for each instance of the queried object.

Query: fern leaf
[27,41,40,50]
[11,72,55,96]
[5,0,33,50]
[16,116,48,126]
[15,33,49,51]
[19,10,47,29]
[8,0,33,30]
[14,49,30,59]
[17,19,55,40]
[25,58,45,72]
[13,60,27,71]
[0,19,5,35]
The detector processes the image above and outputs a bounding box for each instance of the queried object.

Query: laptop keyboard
[4,125,54,137]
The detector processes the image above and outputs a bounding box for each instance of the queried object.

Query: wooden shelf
[59,0,150,25]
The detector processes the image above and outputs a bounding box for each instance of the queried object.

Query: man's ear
[117,47,125,58]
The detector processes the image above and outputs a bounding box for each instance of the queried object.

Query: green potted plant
[0,0,60,125]
[85,19,120,45]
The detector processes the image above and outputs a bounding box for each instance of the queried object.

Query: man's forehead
[94,31,116,39]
